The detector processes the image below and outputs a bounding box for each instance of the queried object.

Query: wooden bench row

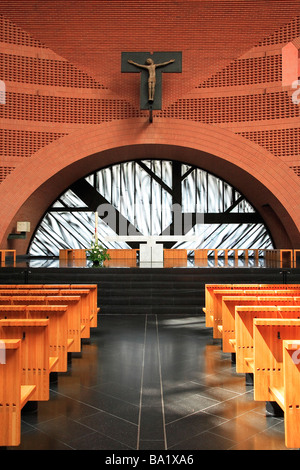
[0,284,98,328]
[0,284,98,447]
[204,283,300,449]
[204,283,300,330]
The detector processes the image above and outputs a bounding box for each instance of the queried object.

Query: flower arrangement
[87,240,110,265]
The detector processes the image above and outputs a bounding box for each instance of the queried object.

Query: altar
[105,235,199,264]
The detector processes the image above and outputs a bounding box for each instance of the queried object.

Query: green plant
[87,240,110,264]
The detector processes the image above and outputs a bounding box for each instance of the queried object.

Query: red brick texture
[0,1,300,252]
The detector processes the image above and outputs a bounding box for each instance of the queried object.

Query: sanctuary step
[85,269,205,315]
[1,265,300,315]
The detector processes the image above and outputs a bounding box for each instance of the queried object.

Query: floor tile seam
[190,382,254,397]
[201,405,277,427]
[197,428,238,445]
[155,314,168,451]
[206,416,286,449]
[20,415,63,434]
[139,438,166,442]
[31,412,102,440]
[167,428,237,450]
[21,411,68,428]
[136,313,148,450]
[137,314,166,449]
[195,389,255,405]
[48,389,140,426]
[252,408,284,421]
[35,427,78,450]
[69,429,137,450]
[35,422,136,451]
[189,379,242,397]
[165,407,229,427]
[79,384,142,408]
[74,411,139,430]
[99,313,148,316]
[201,396,264,421]
[164,391,256,424]
[68,423,137,449]
[225,423,290,451]
[88,390,141,408]
[170,392,221,406]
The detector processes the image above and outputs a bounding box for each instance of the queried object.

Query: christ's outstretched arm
[128,57,175,102]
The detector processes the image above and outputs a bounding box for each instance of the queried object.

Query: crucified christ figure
[128,57,175,102]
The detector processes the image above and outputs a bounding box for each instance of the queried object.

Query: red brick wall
[0,1,300,252]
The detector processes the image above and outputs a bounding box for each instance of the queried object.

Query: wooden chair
[106,249,138,260]
[59,249,87,261]
[0,318,55,401]
[164,249,187,259]
[0,250,16,266]
[221,295,300,353]
[294,250,300,268]
[0,339,36,447]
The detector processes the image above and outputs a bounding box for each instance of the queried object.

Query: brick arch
[1,118,300,252]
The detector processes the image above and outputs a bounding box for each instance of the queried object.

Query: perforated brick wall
[198,55,282,89]
[159,92,300,123]
[0,93,143,123]
[0,1,300,251]
[0,54,107,89]
[0,14,46,48]
[239,128,300,159]
[0,129,67,159]
[0,166,15,183]
[290,166,300,177]
[257,16,300,46]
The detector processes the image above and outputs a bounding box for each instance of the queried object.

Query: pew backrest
[253,318,300,402]
[235,306,300,374]
[0,318,51,401]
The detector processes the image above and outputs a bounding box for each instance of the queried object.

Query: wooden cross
[122,52,182,111]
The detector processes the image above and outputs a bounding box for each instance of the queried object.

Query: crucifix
[121,52,182,120]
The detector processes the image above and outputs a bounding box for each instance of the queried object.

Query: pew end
[282,340,300,448]
[0,339,36,446]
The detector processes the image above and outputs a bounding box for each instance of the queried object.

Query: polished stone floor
[10,313,291,451]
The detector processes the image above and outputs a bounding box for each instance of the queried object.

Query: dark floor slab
[5,311,294,451]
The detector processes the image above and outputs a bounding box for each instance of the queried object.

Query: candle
[95,211,98,243]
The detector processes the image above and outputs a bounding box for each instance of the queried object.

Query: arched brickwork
[1,118,300,253]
